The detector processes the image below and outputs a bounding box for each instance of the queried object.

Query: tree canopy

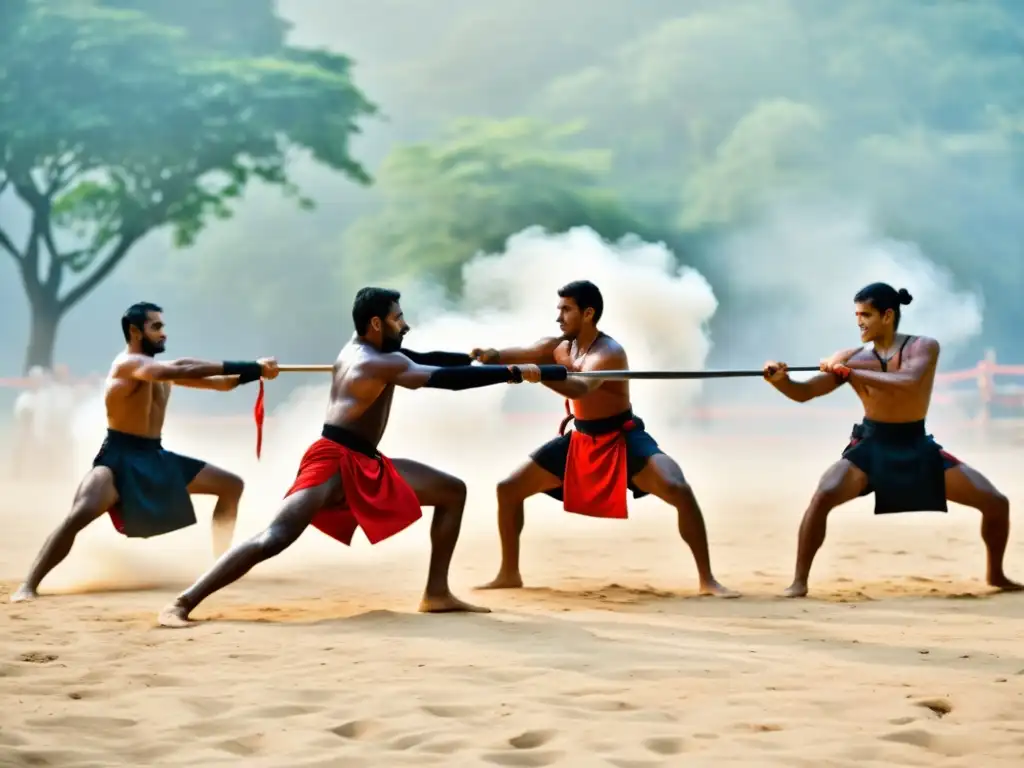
[0,0,375,370]
[342,118,644,295]
[3,0,1023,373]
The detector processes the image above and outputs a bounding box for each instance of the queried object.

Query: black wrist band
[402,349,474,367]
[508,365,523,383]
[223,361,262,384]
[538,365,568,381]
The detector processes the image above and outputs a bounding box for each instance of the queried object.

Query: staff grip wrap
[538,365,568,381]
[223,361,263,385]
[424,364,522,391]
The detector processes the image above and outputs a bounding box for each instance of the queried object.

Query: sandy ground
[1,415,1023,767]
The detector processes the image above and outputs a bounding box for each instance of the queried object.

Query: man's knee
[663,478,695,509]
[66,499,104,532]
[253,523,297,559]
[809,485,845,514]
[444,476,468,506]
[982,489,1010,518]
[497,475,528,505]
[220,472,245,501]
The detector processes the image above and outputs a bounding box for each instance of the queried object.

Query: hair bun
[897,288,913,305]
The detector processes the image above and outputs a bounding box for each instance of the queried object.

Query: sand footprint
[481,750,564,767]
[915,698,953,718]
[389,731,434,750]
[643,736,686,755]
[879,729,937,750]
[250,704,323,719]
[422,704,477,718]
[330,719,382,740]
[509,730,557,749]
[878,728,965,757]
[216,733,266,757]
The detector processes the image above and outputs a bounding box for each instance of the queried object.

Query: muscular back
[106,354,171,438]
[844,335,938,422]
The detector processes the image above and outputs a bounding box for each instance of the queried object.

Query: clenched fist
[471,347,500,364]
[762,361,788,383]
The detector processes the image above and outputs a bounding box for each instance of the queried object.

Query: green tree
[342,117,641,294]
[0,0,375,371]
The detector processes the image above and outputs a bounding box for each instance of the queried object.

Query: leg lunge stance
[11,302,276,603]
[159,287,551,626]
[765,282,1020,597]
[472,281,736,596]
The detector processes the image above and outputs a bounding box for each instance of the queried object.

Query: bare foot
[699,580,741,598]
[10,585,37,603]
[988,575,1024,592]
[157,600,195,628]
[783,580,808,598]
[419,593,491,613]
[473,573,523,590]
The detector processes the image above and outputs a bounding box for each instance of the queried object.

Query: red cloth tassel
[254,378,265,459]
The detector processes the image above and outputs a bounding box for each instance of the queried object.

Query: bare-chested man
[10,301,278,603]
[471,280,737,597]
[764,282,1021,598]
[157,287,555,626]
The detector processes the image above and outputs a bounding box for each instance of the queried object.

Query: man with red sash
[158,287,553,626]
[472,280,737,597]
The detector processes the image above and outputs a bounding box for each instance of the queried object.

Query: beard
[380,333,404,353]
[141,337,165,356]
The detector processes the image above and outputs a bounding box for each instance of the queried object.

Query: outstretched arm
[172,375,241,392]
[543,346,627,400]
[363,353,553,391]
[400,349,473,368]
[114,356,274,386]
[471,337,562,365]
[844,337,939,392]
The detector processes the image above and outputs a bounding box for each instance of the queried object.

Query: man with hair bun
[763,282,1020,598]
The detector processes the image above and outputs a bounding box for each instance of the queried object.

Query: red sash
[560,400,636,520]
[284,437,422,546]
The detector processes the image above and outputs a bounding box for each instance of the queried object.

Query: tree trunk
[23,295,61,373]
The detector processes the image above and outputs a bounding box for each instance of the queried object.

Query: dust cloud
[3,217,997,598]
[4,227,722,594]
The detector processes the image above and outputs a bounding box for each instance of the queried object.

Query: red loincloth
[561,411,638,520]
[283,437,423,546]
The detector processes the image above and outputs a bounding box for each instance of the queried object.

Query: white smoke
[711,200,985,370]
[14,227,717,590]
[7,216,992,596]
[396,225,719,428]
[262,225,720,527]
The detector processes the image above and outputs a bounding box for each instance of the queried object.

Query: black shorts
[842,419,960,515]
[530,410,664,501]
[94,429,206,538]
